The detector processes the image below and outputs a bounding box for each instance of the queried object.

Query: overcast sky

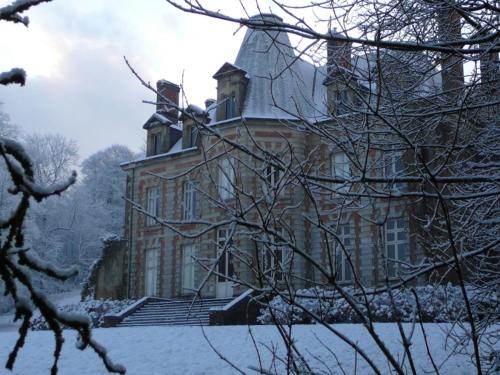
[0,1,278,160]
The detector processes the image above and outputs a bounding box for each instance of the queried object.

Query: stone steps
[118,297,232,327]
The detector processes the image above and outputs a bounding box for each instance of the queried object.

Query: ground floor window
[384,218,408,278]
[144,248,160,296]
[216,228,234,282]
[333,223,355,282]
[181,244,197,293]
[262,227,290,282]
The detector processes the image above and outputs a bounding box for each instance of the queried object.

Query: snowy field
[0,323,481,374]
[0,290,81,332]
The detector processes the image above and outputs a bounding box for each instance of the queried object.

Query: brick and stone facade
[121,13,434,300]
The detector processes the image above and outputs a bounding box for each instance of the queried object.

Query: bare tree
[0,105,19,139]
[23,133,79,186]
[0,1,125,374]
[126,1,499,374]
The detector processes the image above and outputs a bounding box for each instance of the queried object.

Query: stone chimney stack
[480,48,499,96]
[438,9,464,95]
[156,79,180,123]
[327,28,352,73]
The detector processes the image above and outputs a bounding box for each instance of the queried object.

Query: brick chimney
[327,28,352,73]
[438,9,464,95]
[324,28,353,115]
[480,48,499,96]
[156,79,180,123]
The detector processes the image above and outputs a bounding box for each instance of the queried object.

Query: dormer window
[180,105,209,150]
[224,95,237,119]
[213,62,249,122]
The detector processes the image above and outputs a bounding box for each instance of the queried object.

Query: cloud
[0,0,246,159]
[1,39,152,159]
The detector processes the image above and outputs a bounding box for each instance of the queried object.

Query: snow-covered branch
[0,0,52,26]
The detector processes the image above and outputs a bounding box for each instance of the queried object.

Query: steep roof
[234,14,327,121]
[350,51,442,96]
[142,112,172,129]
[213,62,248,79]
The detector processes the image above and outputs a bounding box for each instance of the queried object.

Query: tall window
[218,157,235,200]
[216,228,234,282]
[262,227,289,281]
[263,164,282,197]
[190,126,198,147]
[152,133,161,155]
[224,95,236,119]
[144,248,159,296]
[384,218,408,278]
[335,89,349,115]
[181,244,196,293]
[332,223,355,282]
[182,180,198,220]
[384,149,405,191]
[332,152,351,193]
[146,186,161,226]
[265,165,281,187]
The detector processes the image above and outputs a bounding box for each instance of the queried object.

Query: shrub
[31,298,135,330]
[258,285,473,324]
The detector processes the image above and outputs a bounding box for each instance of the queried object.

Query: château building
[120,13,448,300]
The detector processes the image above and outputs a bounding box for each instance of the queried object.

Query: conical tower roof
[234,14,326,120]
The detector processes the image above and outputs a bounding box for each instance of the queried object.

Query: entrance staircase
[116,297,233,327]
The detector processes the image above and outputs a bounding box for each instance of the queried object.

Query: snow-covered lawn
[0,323,480,374]
[0,290,82,333]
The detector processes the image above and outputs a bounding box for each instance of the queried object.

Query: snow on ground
[0,323,480,374]
[0,289,82,332]
[46,290,82,307]
[0,312,18,332]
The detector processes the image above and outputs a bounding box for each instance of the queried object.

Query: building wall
[123,118,421,299]
[94,239,128,300]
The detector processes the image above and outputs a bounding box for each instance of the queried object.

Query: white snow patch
[106,297,149,319]
[0,323,488,374]
[0,289,82,332]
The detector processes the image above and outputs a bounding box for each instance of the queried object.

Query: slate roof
[132,13,443,163]
[233,13,327,121]
[213,62,249,80]
[142,112,172,130]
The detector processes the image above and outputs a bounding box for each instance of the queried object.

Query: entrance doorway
[145,248,159,296]
[216,229,234,298]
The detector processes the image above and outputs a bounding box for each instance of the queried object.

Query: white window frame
[216,228,234,282]
[182,180,198,220]
[265,164,281,188]
[332,223,355,282]
[384,218,409,278]
[190,126,198,147]
[224,95,237,119]
[144,248,160,296]
[181,244,196,293]
[146,186,161,226]
[218,157,235,200]
[331,152,351,193]
[263,163,283,197]
[384,148,405,191]
[154,133,162,154]
[262,227,290,282]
